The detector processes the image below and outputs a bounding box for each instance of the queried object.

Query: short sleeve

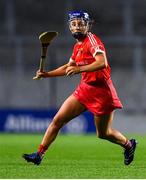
[69,58,76,63]
[70,52,76,61]
[69,43,77,63]
[88,33,105,57]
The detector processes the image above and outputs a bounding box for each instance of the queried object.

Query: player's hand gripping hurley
[33,31,58,80]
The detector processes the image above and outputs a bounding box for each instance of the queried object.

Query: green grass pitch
[0,133,146,178]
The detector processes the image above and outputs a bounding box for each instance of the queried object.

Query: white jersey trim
[93,50,108,67]
[93,49,105,57]
[88,32,99,49]
[69,58,75,63]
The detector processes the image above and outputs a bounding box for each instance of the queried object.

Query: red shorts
[73,79,123,115]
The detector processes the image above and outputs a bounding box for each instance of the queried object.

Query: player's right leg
[94,111,137,165]
[23,95,86,165]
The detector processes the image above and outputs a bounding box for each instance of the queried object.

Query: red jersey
[70,32,123,115]
[70,32,110,85]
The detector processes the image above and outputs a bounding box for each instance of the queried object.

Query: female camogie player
[23,10,137,166]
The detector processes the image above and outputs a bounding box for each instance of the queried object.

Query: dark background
[0,0,145,132]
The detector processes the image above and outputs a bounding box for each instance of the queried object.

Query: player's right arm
[35,63,69,78]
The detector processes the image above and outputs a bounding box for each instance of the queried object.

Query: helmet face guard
[68,11,91,40]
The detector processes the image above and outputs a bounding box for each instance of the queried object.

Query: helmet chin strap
[72,32,87,41]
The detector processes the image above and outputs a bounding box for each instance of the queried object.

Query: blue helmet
[68,10,90,22]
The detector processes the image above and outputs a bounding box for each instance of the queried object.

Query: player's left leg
[94,111,137,165]
[23,95,86,165]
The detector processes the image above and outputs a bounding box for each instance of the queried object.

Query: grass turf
[0,133,145,179]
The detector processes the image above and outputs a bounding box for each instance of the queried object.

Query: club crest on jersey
[76,48,83,57]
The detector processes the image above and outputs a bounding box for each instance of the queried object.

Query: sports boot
[22,152,43,165]
[124,139,137,165]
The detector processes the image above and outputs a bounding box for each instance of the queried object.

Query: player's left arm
[66,52,107,76]
[79,52,107,72]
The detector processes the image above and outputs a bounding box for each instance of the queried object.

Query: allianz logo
[4,114,88,133]
[4,115,51,132]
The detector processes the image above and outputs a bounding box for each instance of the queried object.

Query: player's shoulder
[87,32,103,44]
[87,32,104,46]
